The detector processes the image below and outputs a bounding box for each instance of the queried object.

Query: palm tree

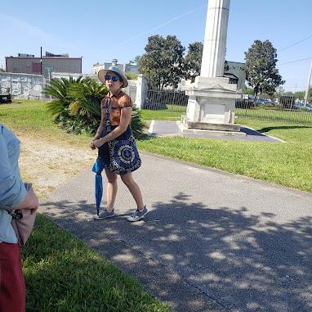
[45,76,84,120]
[45,76,106,134]
[45,76,146,137]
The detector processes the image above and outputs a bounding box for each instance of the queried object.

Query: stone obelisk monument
[184,0,240,132]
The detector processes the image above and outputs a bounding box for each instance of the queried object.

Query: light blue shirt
[0,124,26,243]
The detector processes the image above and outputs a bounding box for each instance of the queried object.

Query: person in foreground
[90,66,148,222]
[0,124,39,312]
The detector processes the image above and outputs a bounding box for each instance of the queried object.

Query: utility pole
[304,60,312,107]
[40,47,43,76]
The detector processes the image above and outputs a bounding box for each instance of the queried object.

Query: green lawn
[3,101,312,192]
[1,100,311,311]
[23,215,171,312]
[236,107,312,124]
[0,100,92,147]
[1,101,171,312]
[139,110,312,193]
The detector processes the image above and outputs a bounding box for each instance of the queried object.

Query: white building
[92,59,139,76]
[224,61,246,91]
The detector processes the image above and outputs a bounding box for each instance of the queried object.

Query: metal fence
[235,96,312,125]
[144,90,188,112]
[143,90,312,125]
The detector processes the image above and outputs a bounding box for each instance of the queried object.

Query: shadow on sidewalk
[40,192,312,312]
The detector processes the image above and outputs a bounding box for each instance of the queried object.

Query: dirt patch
[19,137,96,198]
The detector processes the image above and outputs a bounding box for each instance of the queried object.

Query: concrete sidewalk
[41,152,312,312]
[147,120,284,142]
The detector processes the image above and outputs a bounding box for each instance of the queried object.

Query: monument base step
[178,122,246,136]
[184,121,241,133]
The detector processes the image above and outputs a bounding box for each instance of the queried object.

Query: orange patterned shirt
[101,90,133,126]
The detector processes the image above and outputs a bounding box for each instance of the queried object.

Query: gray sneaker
[127,206,148,222]
[93,209,115,220]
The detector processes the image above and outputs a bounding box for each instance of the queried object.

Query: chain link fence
[143,89,188,112]
[143,90,312,125]
[235,95,312,125]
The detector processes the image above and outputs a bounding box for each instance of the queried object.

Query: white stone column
[184,0,241,132]
[200,0,230,78]
[135,74,148,109]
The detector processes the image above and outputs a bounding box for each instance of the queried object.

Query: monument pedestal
[184,76,241,132]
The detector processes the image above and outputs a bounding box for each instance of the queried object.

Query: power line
[116,4,206,47]
[279,57,312,66]
[278,34,312,52]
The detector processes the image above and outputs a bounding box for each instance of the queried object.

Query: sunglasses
[104,75,119,82]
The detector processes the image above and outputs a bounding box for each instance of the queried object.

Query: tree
[184,42,203,83]
[183,41,232,83]
[245,40,285,97]
[275,86,285,99]
[294,91,305,101]
[45,77,146,136]
[133,55,142,66]
[45,76,107,134]
[244,87,254,95]
[139,35,185,90]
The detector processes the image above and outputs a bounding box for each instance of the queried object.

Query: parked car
[0,94,11,104]
[292,102,304,109]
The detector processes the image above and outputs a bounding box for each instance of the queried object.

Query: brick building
[5,52,82,78]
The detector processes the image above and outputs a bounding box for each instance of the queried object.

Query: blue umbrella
[92,158,105,216]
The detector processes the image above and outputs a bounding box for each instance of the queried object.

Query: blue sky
[0,0,311,92]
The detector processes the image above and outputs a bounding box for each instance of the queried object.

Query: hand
[24,207,38,215]
[26,187,39,212]
[11,184,39,211]
[92,138,105,148]
[89,140,96,150]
